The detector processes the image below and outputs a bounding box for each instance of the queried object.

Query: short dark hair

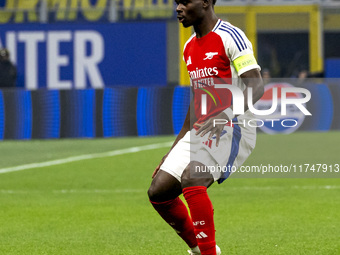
[0,48,9,58]
[213,0,217,5]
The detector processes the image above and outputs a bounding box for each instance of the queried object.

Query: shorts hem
[160,166,182,183]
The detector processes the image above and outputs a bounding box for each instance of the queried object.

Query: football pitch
[0,132,339,255]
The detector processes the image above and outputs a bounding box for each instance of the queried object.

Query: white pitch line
[0,141,173,175]
[0,189,144,194]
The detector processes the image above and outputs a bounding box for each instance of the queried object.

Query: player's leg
[148,169,198,249]
[148,169,182,202]
[181,161,215,189]
[181,161,217,255]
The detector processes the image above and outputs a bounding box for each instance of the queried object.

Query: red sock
[183,186,216,255]
[151,197,197,248]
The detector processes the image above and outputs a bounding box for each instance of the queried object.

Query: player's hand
[195,112,229,147]
[152,154,168,178]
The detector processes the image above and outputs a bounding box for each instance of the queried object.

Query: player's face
[175,0,205,28]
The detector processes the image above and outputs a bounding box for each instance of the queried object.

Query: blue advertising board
[0,22,167,89]
[0,84,339,141]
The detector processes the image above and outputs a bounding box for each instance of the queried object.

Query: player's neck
[194,13,218,38]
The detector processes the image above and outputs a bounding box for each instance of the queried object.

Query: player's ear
[202,0,211,8]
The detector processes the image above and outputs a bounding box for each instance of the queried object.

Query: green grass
[0,136,173,168]
[0,132,339,254]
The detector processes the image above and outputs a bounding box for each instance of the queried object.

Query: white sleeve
[221,24,261,75]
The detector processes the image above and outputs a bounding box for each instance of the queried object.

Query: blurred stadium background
[0,1,340,254]
[0,0,340,137]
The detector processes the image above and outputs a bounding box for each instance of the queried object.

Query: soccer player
[148,0,264,254]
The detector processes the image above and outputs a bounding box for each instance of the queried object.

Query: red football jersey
[183,19,260,125]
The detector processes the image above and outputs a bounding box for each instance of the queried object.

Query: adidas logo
[196,231,208,239]
[187,56,192,66]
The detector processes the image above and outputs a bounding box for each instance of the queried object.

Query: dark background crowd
[0,48,17,88]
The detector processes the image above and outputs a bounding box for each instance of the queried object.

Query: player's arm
[223,68,264,116]
[152,98,195,178]
[240,68,264,111]
[220,66,264,120]
[195,68,264,146]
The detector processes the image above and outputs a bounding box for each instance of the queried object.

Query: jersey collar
[212,19,222,32]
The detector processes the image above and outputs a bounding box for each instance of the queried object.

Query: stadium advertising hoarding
[215,0,340,6]
[0,0,176,23]
[254,83,308,134]
[192,79,338,134]
[1,0,339,24]
[0,79,339,140]
[207,83,311,134]
[0,23,167,89]
[0,0,110,23]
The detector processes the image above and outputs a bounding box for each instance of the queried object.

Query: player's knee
[147,185,157,201]
[147,183,164,202]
